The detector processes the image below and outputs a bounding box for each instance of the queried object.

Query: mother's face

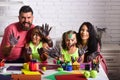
[80,25,89,41]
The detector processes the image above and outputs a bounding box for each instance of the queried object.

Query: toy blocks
[72,61,80,70]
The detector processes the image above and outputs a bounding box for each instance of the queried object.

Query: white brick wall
[105,0,120,43]
[0,0,120,43]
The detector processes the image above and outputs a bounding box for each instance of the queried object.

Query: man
[0,5,35,63]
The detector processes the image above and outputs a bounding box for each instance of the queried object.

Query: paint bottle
[29,59,39,71]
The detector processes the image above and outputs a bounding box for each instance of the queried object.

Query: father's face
[18,12,33,31]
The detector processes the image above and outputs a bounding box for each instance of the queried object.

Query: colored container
[66,65,72,71]
[29,59,39,71]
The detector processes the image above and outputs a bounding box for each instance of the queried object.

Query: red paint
[0,62,5,67]
[29,61,39,71]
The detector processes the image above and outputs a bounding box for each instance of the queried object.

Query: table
[0,63,109,80]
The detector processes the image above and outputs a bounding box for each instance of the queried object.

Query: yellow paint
[22,69,41,75]
[23,63,29,70]
[42,67,46,71]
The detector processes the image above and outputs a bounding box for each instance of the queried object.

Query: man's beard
[21,22,32,31]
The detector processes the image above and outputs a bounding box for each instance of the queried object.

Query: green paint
[45,71,70,80]
[68,33,72,39]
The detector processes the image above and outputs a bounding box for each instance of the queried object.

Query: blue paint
[66,65,72,71]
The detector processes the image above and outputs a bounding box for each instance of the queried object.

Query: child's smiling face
[31,28,42,44]
[65,33,77,49]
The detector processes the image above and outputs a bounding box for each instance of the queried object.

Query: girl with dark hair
[23,24,53,62]
[60,30,84,63]
[77,22,100,63]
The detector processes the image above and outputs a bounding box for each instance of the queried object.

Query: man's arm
[1,28,19,58]
[2,45,13,57]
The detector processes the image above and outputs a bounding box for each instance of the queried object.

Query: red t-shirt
[0,22,34,60]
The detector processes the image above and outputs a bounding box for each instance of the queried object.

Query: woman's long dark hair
[77,22,98,54]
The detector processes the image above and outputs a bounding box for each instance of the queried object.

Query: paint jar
[85,64,91,70]
[29,59,39,71]
[66,65,72,71]
[42,66,46,71]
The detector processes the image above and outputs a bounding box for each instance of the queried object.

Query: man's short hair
[19,5,33,15]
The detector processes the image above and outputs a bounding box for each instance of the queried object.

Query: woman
[77,22,100,63]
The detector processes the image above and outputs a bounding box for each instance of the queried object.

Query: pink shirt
[0,22,34,60]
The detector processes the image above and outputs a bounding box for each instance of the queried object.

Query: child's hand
[37,48,48,61]
[40,53,48,61]
[47,47,60,59]
[23,46,32,62]
[25,47,32,55]
[37,48,46,55]
[39,23,52,38]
